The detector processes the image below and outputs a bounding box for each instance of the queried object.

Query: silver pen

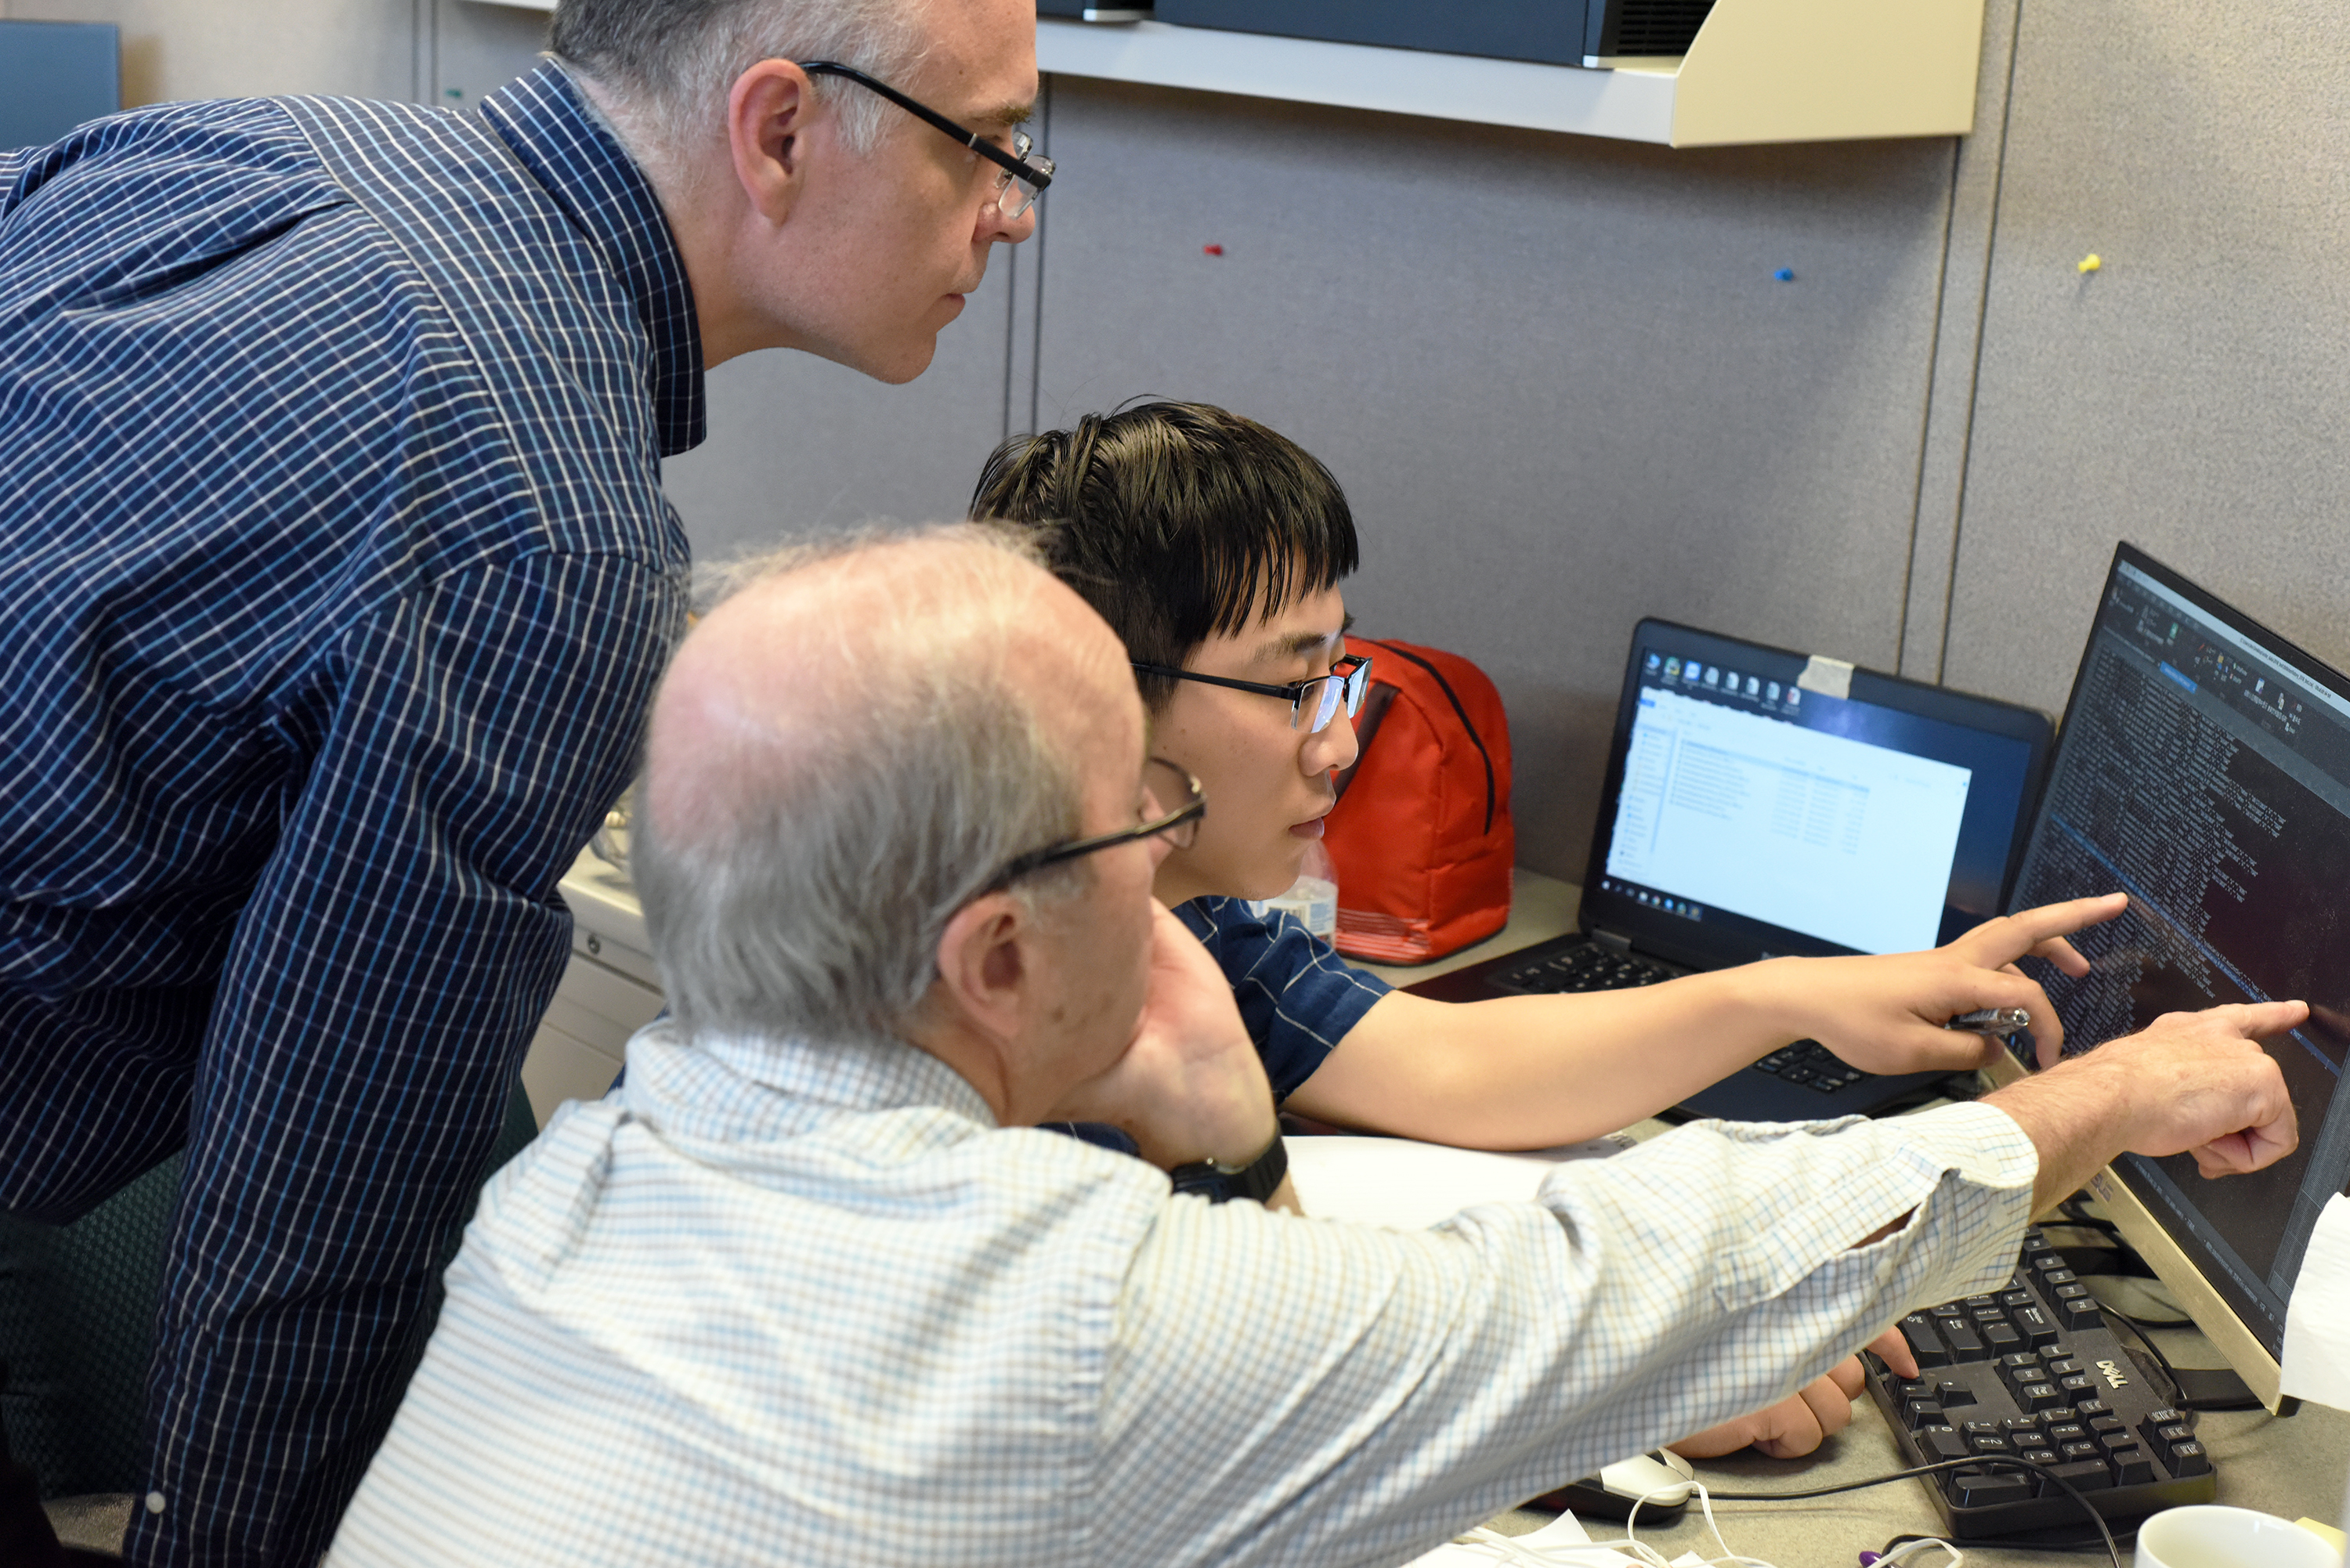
[1945,1006,2030,1035]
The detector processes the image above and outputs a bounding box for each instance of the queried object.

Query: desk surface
[1354,868,1582,988]
[1343,872,2350,1559]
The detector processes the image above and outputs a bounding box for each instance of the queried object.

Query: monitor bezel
[1578,616,2055,972]
[2006,539,2350,1414]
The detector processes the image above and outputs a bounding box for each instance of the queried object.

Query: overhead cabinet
[1036,0,1987,147]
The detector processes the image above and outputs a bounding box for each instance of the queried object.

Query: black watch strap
[1169,1133,1288,1205]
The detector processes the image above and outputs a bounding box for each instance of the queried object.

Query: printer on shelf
[1144,0,1716,68]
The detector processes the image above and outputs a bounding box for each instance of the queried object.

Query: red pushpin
[1202,244,1224,256]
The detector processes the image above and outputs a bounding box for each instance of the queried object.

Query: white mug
[2132,1505,2341,1568]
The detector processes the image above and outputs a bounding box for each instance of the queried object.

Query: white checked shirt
[328,1023,2037,1568]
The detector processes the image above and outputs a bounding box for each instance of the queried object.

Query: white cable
[1871,1541,1963,1567]
[1600,1482,1772,1568]
[1440,1483,1780,1568]
[1435,1482,1964,1568]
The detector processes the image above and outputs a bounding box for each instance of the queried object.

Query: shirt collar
[477,60,707,457]
[626,1018,1001,1147]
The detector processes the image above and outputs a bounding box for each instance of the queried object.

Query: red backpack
[1322,637,1514,963]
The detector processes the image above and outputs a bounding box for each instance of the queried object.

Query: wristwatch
[1168,1133,1289,1205]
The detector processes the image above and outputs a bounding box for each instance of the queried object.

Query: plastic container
[1254,838,1340,945]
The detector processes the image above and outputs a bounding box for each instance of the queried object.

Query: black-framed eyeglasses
[987,757,1205,891]
[1130,654,1373,735]
[797,60,1054,219]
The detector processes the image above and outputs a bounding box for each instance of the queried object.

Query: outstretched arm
[1099,995,2298,1564]
[1672,996,2303,1460]
[1285,894,2128,1149]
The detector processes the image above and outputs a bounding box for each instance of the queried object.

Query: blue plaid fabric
[1177,897,1391,1100]
[0,61,696,1566]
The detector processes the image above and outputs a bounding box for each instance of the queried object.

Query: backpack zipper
[1371,640,1498,835]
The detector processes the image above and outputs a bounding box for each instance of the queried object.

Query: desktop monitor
[2003,543,2350,1412]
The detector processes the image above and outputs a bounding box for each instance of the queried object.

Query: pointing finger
[2227,999,2311,1039]
[2026,934,2092,980]
[1953,894,2128,968]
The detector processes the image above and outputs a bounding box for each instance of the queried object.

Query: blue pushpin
[1773,266,1795,282]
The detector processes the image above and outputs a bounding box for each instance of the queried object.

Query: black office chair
[2,1359,118,1565]
[0,1085,540,1505]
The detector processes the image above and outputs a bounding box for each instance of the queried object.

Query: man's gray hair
[633,525,1088,1046]
[551,0,931,164]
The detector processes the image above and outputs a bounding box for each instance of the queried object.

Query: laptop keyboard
[1749,1039,1873,1097]
[1863,1226,2217,1538]
[1494,945,1881,1100]
[1493,942,1676,994]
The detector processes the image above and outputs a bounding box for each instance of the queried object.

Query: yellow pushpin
[2077,254,2102,274]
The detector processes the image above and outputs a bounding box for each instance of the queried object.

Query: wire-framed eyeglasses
[987,757,1204,891]
[1130,654,1373,735]
[797,60,1054,219]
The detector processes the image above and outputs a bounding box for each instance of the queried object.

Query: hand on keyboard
[1869,1228,2223,1536]
[1668,1328,1918,1459]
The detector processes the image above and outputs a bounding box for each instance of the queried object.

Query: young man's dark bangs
[969,403,1359,686]
[1184,425,1358,644]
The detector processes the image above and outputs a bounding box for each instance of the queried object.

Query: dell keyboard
[1862,1226,2216,1539]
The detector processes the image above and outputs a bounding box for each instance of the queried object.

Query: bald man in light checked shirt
[327,525,2300,1568]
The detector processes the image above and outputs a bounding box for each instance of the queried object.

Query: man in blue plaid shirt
[0,0,1044,1561]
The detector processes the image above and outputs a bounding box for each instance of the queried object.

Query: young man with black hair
[971,400,2133,1457]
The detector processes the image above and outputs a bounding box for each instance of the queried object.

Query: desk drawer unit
[520,876,666,1122]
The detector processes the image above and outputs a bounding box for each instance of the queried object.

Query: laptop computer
[1406,617,2054,1122]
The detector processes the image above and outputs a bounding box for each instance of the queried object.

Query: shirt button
[145,1491,168,1513]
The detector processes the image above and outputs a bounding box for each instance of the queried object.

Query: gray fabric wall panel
[54,0,2350,901]
[1901,0,2020,683]
[427,0,548,110]
[1032,79,1960,877]
[1943,0,2350,720]
[659,253,1029,562]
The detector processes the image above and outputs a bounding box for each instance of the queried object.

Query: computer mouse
[1528,1447,1697,1520]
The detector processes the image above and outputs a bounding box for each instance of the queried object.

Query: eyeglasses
[1130,654,1373,735]
[797,60,1054,219]
[987,757,1205,891]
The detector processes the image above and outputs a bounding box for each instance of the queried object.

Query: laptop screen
[1581,620,2050,969]
[2008,544,2350,1361]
